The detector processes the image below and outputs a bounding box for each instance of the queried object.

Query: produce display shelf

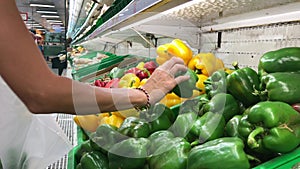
[71,55,125,82]
[73,0,135,43]
[67,102,300,169]
[70,50,118,69]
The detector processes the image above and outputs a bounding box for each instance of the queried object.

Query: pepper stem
[203,81,212,85]
[247,127,264,149]
[190,140,200,147]
[129,80,136,88]
[252,87,268,101]
[143,68,151,77]
[195,69,202,74]
[246,154,261,163]
[232,61,239,70]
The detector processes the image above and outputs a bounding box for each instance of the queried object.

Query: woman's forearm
[25,76,147,115]
[0,0,148,115]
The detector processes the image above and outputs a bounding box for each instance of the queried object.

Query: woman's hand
[142,57,189,104]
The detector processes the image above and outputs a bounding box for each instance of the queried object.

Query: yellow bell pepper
[117,108,140,118]
[98,114,124,128]
[195,74,209,94]
[156,44,172,65]
[118,73,140,88]
[159,92,182,108]
[139,78,148,87]
[188,53,224,76]
[73,114,100,132]
[156,39,193,65]
[136,62,145,69]
[191,90,202,97]
[167,39,193,65]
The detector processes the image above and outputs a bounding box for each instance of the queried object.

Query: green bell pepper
[172,68,198,98]
[259,72,300,104]
[149,137,191,169]
[241,101,300,153]
[189,111,225,144]
[169,112,197,139]
[178,94,209,115]
[75,140,93,162]
[204,70,228,99]
[80,151,109,169]
[76,163,82,169]
[258,47,300,77]
[227,67,261,107]
[148,130,175,154]
[91,124,127,154]
[109,67,125,79]
[187,137,251,169]
[118,117,151,138]
[237,114,253,140]
[225,115,243,138]
[225,113,274,162]
[201,93,240,122]
[140,103,176,133]
[108,137,150,169]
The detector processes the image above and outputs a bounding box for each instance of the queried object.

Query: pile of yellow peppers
[73,112,126,132]
[156,38,229,107]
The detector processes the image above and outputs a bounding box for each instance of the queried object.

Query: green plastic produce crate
[75,54,155,83]
[76,51,116,59]
[67,100,300,169]
[252,148,300,169]
[71,55,125,82]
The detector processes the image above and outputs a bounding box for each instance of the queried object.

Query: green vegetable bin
[67,100,300,169]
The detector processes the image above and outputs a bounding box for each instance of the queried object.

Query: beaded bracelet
[134,87,151,111]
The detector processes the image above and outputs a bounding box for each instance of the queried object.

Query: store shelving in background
[64,0,300,168]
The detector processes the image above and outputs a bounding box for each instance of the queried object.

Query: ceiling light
[41,15,60,18]
[29,3,55,8]
[26,23,40,26]
[37,10,58,14]
[50,22,64,25]
[47,20,63,23]
[33,25,43,28]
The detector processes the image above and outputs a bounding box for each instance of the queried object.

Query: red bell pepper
[125,67,141,75]
[105,78,120,88]
[136,69,150,80]
[94,79,106,87]
[144,61,157,74]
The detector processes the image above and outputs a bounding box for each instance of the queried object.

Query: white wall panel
[200,22,300,71]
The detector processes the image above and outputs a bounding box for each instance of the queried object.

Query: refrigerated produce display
[18,0,298,168]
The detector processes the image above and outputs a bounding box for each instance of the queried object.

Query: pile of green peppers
[74,47,300,169]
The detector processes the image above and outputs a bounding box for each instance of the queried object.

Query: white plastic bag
[0,77,72,169]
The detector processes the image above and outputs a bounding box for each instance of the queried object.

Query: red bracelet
[134,87,151,111]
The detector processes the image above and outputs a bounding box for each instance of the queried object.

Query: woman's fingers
[159,57,185,70]
[169,64,188,78]
[175,75,190,85]
[157,57,187,78]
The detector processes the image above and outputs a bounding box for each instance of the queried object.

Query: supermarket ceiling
[15,0,67,32]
